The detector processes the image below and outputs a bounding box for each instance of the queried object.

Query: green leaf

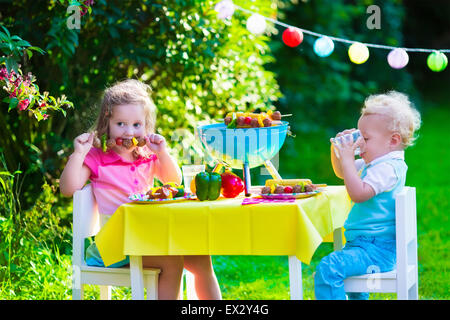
[5,57,18,73]
[0,25,10,38]
[34,111,44,121]
[27,46,45,55]
[14,39,31,47]
[8,97,19,111]
[10,35,23,41]
[0,171,14,177]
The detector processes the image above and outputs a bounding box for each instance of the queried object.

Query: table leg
[130,255,145,300]
[288,256,303,300]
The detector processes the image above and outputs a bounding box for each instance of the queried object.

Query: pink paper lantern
[214,0,235,20]
[387,48,409,69]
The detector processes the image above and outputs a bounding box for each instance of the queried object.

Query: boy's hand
[145,133,167,155]
[334,138,357,163]
[73,132,94,157]
[331,128,358,163]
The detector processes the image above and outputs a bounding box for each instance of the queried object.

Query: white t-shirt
[355,150,405,195]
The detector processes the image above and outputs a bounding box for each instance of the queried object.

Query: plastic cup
[331,129,361,158]
[182,165,206,193]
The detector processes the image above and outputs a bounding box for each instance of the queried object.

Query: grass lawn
[212,104,450,300]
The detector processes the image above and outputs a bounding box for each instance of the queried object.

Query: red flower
[9,87,23,98]
[0,67,7,81]
[81,0,94,16]
[10,88,17,98]
[18,99,30,111]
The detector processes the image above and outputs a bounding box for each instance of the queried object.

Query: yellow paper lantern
[348,42,370,64]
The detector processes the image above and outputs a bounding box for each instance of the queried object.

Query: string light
[214,1,450,70]
[214,0,235,20]
[348,42,369,64]
[387,48,409,69]
[427,51,448,72]
[246,14,267,35]
[314,36,335,57]
[282,27,303,47]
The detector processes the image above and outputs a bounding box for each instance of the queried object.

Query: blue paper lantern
[314,36,334,57]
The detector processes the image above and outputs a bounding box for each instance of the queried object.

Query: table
[95,186,352,299]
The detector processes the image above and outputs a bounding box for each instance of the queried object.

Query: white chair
[333,186,419,300]
[72,184,160,300]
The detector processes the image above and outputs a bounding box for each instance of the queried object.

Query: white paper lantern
[246,14,267,35]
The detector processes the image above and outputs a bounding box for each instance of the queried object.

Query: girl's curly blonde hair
[94,79,157,157]
[361,91,421,148]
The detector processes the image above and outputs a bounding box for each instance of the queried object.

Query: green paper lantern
[427,51,448,72]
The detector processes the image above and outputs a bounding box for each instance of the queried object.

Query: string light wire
[234,4,450,53]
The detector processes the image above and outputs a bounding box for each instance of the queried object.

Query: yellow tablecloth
[96,186,351,267]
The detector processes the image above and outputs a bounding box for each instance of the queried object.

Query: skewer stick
[280,114,292,118]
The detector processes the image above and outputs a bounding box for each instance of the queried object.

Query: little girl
[60,79,221,300]
[314,91,421,300]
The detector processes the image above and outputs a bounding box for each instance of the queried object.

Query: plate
[259,190,321,199]
[129,193,195,204]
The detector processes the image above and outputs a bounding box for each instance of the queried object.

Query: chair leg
[408,283,419,300]
[145,274,159,300]
[100,285,112,300]
[397,284,408,300]
[72,285,84,300]
[130,255,145,300]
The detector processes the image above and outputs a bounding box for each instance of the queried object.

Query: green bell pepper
[195,172,222,201]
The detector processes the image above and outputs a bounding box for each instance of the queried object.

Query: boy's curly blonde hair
[361,91,421,148]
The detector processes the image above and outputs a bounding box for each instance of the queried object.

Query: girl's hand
[145,133,167,155]
[73,132,94,157]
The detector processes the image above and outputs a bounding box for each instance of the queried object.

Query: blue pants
[85,241,129,268]
[314,236,396,300]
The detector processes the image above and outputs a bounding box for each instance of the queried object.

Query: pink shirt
[83,147,158,215]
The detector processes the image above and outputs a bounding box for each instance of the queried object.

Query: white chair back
[394,186,418,298]
[395,187,417,262]
[72,184,100,267]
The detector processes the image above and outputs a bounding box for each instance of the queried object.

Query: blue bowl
[197,122,289,169]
